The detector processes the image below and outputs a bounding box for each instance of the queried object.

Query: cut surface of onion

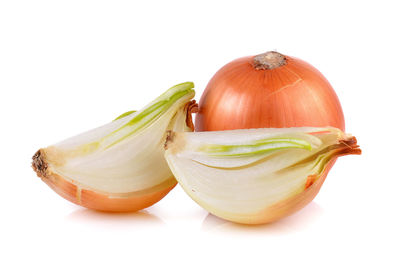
[164,127,361,224]
[32,82,196,212]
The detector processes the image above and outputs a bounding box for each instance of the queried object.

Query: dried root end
[32,149,49,178]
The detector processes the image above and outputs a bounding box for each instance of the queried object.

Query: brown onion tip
[32,149,48,178]
[185,100,198,131]
[337,136,362,156]
[253,51,287,70]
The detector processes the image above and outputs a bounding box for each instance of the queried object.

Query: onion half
[164,127,360,224]
[32,82,197,212]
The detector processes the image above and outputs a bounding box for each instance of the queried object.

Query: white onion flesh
[164,127,352,222]
[43,82,195,194]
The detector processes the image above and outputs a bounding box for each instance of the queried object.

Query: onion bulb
[195,51,345,131]
[164,127,360,224]
[32,82,197,212]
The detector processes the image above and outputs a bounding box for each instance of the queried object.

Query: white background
[1,0,399,274]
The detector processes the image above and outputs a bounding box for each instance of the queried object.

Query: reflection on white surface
[201,202,324,234]
[67,209,165,227]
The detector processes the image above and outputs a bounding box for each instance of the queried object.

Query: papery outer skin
[195,55,345,132]
[38,163,177,212]
[33,83,196,212]
[164,127,360,224]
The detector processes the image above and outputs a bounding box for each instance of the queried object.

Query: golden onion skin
[195,52,345,132]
